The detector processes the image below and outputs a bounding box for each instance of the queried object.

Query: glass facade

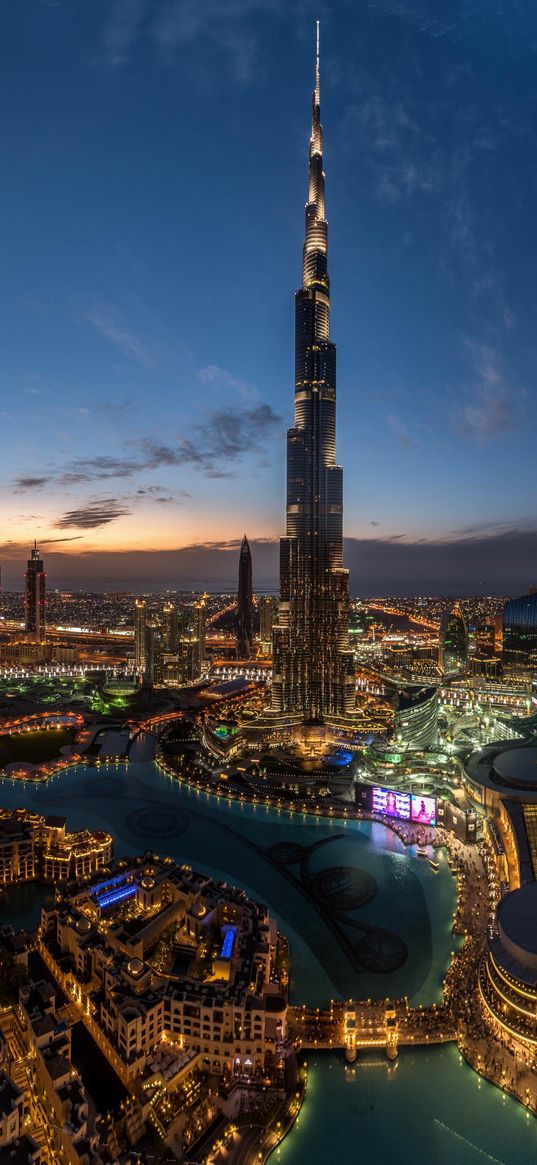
[502,592,537,678]
[24,542,46,642]
[393,686,438,750]
[439,602,468,677]
[272,27,354,718]
[237,535,253,659]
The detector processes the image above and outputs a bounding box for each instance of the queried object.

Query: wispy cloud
[453,341,521,443]
[14,477,48,493]
[86,306,154,368]
[55,499,131,530]
[197,364,256,400]
[343,93,443,203]
[101,0,149,66]
[152,0,279,82]
[13,402,281,492]
[387,413,414,446]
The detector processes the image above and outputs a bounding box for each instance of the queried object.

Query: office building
[24,542,46,642]
[393,686,438,750]
[134,599,147,676]
[259,596,278,654]
[162,602,181,653]
[192,598,206,678]
[144,620,164,685]
[503,591,537,679]
[439,602,468,678]
[237,535,253,659]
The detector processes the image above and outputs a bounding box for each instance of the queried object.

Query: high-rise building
[271,26,355,720]
[192,598,206,678]
[145,620,164,685]
[24,541,46,641]
[439,602,468,678]
[162,602,179,653]
[237,535,253,659]
[260,596,278,654]
[134,599,147,675]
[503,591,537,679]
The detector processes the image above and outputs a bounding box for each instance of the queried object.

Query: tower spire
[315,19,320,106]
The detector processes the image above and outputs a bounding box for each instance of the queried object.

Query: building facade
[259,596,278,655]
[503,592,537,679]
[134,599,147,676]
[236,535,253,659]
[393,686,438,750]
[439,602,468,678]
[272,26,354,720]
[24,542,46,642]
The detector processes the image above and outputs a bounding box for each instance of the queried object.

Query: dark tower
[237,535,253,659]
[272,25,355,719]
[25,541,46,641]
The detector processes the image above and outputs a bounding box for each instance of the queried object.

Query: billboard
[372,786,411,820]
[410,794,436,826]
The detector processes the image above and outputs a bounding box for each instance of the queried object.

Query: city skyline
[2,4,537,594]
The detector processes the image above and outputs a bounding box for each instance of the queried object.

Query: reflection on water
[1,759,528,1163]
[273,1048,537,1165]
[0,759,457,1005]
[0,881,53,931]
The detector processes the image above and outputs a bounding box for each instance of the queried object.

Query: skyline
[2,3,537,593]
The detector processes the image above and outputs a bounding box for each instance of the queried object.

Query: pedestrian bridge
[288,1000,455,1061]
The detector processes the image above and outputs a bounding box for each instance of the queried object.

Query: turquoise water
[274,1048,537,1165]
[1,752,535,1162]
[0,755,456,1005]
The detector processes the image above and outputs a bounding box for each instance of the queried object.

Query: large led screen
[372,786,411,820]
[410,794,436,826]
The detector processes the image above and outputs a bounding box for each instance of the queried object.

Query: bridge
[288,1000,454,1061]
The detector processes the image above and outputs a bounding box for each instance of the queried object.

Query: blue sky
[1,0,537,592]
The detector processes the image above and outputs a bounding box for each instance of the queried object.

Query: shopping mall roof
[498,882,537,967]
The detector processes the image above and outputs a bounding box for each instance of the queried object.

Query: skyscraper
[144,620,164,685]
[24,541,46,642]
[192,598,206,677]
[162,602,178,653]
[237,535,253,659]
[259,596,278,655]
[272,26,355,720]
[134,599,147,675]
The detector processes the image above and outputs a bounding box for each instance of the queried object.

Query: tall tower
[260,595,278,655]
[162,602,178,653]
[134,599,147,675]
[192,598,206,677]
[237,535,253,659]
[24,541,46,642]
[272,26,355,719]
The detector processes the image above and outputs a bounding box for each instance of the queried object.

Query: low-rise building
[40,856,287,1085]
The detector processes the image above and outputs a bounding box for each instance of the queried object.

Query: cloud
[86,306,154,368]
[344,93,443,203]
[101,0,149,65]
[454,342,520,443]
[40,536,84,544]
[55,500,131,530]
[3,526,536,595]
[387,413,414,447]
[14,476,48,492]
[197,364,256,399]
[13,402,282,491]
[152,0,279,82]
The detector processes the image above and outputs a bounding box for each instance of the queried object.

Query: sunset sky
[2,1,537,593]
